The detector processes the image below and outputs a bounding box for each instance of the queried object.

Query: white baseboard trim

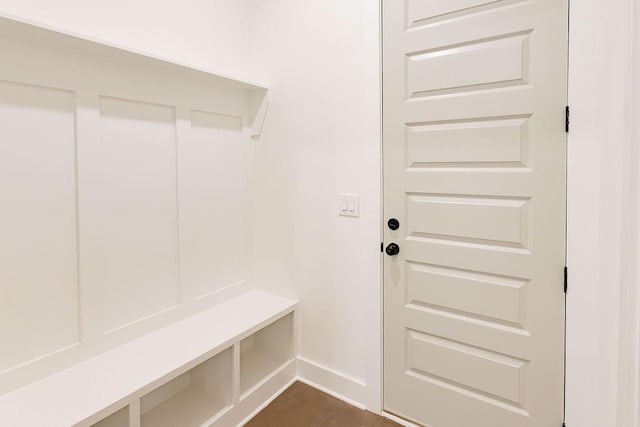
[296,357,368,410]
[382,411,425,427]
[233,357,374,426]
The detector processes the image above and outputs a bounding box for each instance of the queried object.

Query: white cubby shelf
[140,347,234,427]
[0,290,298,427]
[91,406,129,427]
[240,314,295,398]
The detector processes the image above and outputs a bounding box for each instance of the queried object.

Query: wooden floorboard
[245,381,401,427]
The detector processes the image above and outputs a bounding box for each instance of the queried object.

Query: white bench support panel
[0,291,297,427]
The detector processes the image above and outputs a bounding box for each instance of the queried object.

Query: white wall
[246,0,382,410]
[0,0,253,80]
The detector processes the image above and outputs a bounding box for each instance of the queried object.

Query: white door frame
[565,0,640,426]
[373,1,640,426]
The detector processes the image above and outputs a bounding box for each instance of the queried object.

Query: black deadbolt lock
[385,243,400,256]
[387,218,400,230]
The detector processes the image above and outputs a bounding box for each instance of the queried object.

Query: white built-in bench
[0,290,297,427]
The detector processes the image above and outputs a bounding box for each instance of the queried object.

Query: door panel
[383,0,568,425]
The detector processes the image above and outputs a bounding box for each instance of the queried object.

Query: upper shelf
[0,12,269,92]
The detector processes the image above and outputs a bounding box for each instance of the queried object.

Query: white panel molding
[0,13,260,396]
[0,80,80,374]
[296,357,368,410]
[178,109,244,302]
[75,91,103,345]
[89,96,180,334]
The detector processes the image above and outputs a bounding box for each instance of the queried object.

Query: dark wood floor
[245,381,401,427]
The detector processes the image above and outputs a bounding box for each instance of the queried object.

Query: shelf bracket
[249,88,271,139]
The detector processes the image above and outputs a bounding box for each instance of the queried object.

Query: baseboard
[382,411,425,427]
[296,357,368,410]
[227,357,372,426]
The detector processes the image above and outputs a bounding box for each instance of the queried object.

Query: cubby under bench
[0,290,297,427]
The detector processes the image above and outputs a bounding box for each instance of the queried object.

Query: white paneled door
[382,1,568,426]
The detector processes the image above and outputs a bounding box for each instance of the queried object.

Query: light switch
[339,193,359,217]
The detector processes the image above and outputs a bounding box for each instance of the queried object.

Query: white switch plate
[338,193,359,217]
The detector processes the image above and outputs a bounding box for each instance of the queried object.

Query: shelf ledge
[0,12,269,91]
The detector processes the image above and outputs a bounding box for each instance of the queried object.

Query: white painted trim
[237,358,383,426]
[382,411,424,427]
[296,357,368,410]
[617,1,640,424]
[566,0,639,425]
[129,399,141,427]
[632,9,640,418]
[365,0,384,414]
[249,90,271,139]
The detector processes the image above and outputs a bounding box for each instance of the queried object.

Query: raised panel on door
[81,96,180,334]
[178,110,244,301]
[0,80,79,372]
[406,33,530,98]
[405,262,528,328]
[383,0,568,425]
[406,116,529,168]
[406,0,513,28]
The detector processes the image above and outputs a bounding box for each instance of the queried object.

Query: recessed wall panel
[0,80,79,371]
[84,97,179,333]
[406,34,529,98]
[178,111,243,300]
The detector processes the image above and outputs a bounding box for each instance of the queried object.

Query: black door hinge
[565,106,570,133]
[381,242,384,253]
[564,266,568,293]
